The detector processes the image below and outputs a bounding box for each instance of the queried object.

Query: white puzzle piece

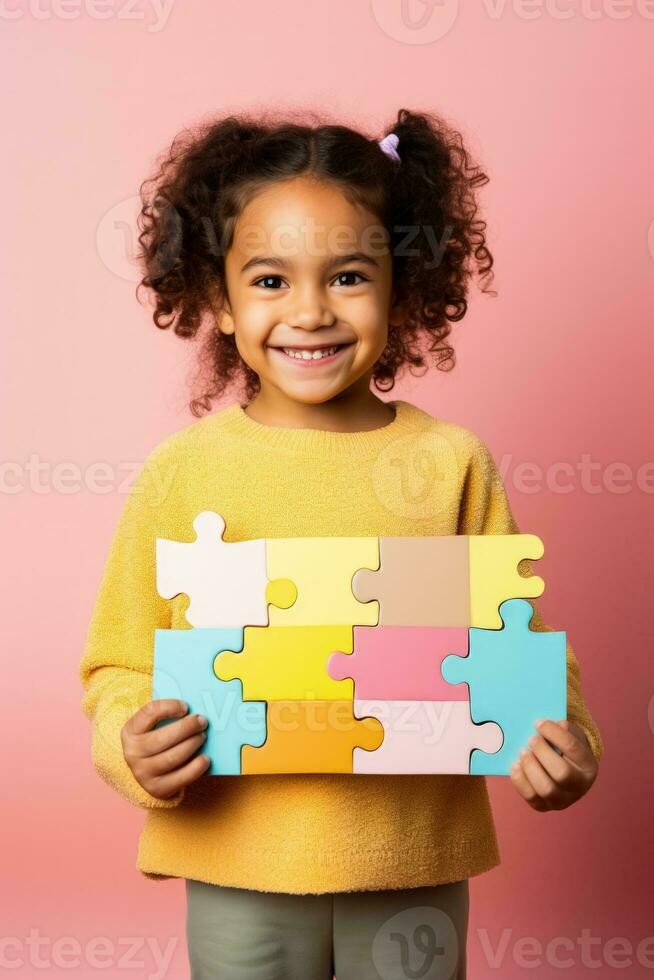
[352,700,504,774]
[156,511,270,628]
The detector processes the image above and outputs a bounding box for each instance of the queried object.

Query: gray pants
[186,878,469,980]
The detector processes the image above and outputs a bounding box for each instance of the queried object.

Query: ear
[388,286,407,327]
[208,281,235,336]
[215,308,236,336]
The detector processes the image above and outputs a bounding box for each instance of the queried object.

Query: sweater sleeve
[457,437,603,763]
[78,447,186,809]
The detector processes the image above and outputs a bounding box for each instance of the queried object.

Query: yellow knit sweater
[78,399,602,894]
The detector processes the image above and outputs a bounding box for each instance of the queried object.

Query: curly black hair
[136,107,495,417]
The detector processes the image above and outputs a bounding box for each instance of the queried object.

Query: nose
[284,283,336,331]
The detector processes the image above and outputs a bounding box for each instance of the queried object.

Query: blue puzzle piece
[152,628,267,775]
[441,599,567,775]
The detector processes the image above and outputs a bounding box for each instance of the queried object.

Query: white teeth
[281,346,339,360]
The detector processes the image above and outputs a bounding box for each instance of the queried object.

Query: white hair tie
[378,132,401,162]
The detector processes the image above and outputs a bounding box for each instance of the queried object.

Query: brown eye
[253,276,285,289]
[333,271,367,287]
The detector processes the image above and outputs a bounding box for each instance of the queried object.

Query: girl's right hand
[121,699,211,798]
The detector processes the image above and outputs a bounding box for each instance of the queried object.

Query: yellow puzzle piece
[241,700,385,773]
[265,536,380,627]
[469,534,545,628]
[213,625,355,700]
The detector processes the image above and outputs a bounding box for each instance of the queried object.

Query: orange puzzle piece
[241,700,384,774]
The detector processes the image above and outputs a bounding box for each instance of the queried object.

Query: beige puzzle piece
[352,535,470,627]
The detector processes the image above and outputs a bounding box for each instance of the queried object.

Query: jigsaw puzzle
[152,512,567,776]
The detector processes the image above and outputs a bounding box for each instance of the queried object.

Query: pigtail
[371,108,495,392]
[135,117,266,411]
[136,119,259,336]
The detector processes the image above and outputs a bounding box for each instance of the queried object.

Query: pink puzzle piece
[327,626,469,701]
[352,700,504,774]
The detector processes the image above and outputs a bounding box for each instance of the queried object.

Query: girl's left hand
[510,719,598,811]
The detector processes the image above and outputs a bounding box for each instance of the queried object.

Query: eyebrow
[239,252,381,275]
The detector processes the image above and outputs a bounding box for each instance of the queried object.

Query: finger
[139,712,209,758]
[535,719,590,767]
[146,730,209,777]
[147,752,211,799]
[560,721,594,756]
[128,699,189,736]
[519,749,559,801]
[527,735,580,791]
[510,760,550,811]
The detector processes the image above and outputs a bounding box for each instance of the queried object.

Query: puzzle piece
[156,512,296,628]
[265,535,380,626]
[152,627,266,774]
[352,536,470,627]
[352,700,503,774]
[214,625,355,701]
[327,626,470,701]
[469,534,545,628]
[241,700,384,773]
[441,598,567,775]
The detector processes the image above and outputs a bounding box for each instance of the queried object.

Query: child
[79,108,602,979]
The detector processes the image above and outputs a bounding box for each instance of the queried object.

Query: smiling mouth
[269,343,354,364]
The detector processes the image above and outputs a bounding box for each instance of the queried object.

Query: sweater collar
[218,399,423,457]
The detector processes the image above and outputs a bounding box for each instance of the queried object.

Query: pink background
[3,2,653,976]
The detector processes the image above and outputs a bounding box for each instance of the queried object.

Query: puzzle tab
[151,512,567,776]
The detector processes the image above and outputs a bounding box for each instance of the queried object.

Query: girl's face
[216,176,404,407]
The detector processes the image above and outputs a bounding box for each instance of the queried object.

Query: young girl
[79,108,602,979]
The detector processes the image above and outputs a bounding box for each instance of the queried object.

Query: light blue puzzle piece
[152,628,267,775]
[441,599,567,775]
